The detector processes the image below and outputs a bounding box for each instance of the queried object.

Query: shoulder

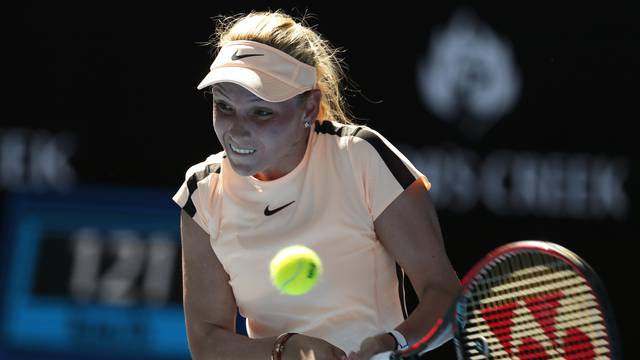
[173,151,225,222]
[315,120,399,159]
[183,151,225,183]
[314,120,387,151]
[315,120,419,190]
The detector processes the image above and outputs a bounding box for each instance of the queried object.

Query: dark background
[2,2,637,359]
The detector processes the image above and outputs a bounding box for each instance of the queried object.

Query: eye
[214,101,233,113]
[254,109,273,117]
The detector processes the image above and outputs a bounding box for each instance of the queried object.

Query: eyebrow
[211,86,265,103]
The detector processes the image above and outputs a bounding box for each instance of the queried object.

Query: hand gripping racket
[375,240,622,359]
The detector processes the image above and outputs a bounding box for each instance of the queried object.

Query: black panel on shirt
[183,162,221,218]
[315,121,416,189]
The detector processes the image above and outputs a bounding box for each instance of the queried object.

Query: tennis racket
[374,240,622,359]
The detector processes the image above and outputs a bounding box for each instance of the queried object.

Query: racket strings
[475,267,582,303]
[457,252,612,359]
[470,254,564,302]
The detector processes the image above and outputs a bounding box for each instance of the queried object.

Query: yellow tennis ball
[270,245,322,296]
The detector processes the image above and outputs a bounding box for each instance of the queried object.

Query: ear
[301,89,322,124]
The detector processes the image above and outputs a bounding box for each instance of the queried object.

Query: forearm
[189,324,276,360]
[395,282,460,347]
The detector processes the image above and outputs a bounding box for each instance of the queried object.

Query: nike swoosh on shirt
[264,201,295,216]
[231,50,264,60]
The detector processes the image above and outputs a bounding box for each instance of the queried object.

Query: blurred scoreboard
[0,187,189,359]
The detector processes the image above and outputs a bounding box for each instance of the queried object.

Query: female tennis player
[172,10,461,360]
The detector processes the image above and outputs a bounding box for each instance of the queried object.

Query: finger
[333,348,347,360]
[359,350,378,360]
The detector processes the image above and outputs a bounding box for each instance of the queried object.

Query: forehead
[211,83,266,103]
[211,83,302,109]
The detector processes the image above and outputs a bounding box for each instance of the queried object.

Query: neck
[254,128,310,181]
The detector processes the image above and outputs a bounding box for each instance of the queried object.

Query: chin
[227,159,257,177]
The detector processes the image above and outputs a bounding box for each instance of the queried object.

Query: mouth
[229,143,256,155]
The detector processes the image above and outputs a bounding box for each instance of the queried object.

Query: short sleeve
[172,160,221,234]
[348,127,430,220]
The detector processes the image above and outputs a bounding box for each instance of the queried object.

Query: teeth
[230,143,256,154]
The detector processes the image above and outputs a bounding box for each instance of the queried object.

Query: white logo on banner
[417,8,521,138]
[406,8,630,220]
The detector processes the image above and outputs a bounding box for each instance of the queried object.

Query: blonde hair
[206,10,355,125]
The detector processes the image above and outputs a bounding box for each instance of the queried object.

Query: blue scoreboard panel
[0,187,189,359]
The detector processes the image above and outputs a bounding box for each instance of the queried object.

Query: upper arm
[180,210,237,339]
[373,177,460,299]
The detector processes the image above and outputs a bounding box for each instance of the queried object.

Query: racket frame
[390,240,622,359]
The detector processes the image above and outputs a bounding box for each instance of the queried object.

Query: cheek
[259,120,297,149]
[213,111,235,128]
[212,116,231,142]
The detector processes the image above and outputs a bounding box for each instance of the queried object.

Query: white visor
[197,40,317,102]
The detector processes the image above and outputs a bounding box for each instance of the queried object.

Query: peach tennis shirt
[173,120,429,352]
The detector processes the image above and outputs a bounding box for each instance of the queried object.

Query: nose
[228,116,252,142]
